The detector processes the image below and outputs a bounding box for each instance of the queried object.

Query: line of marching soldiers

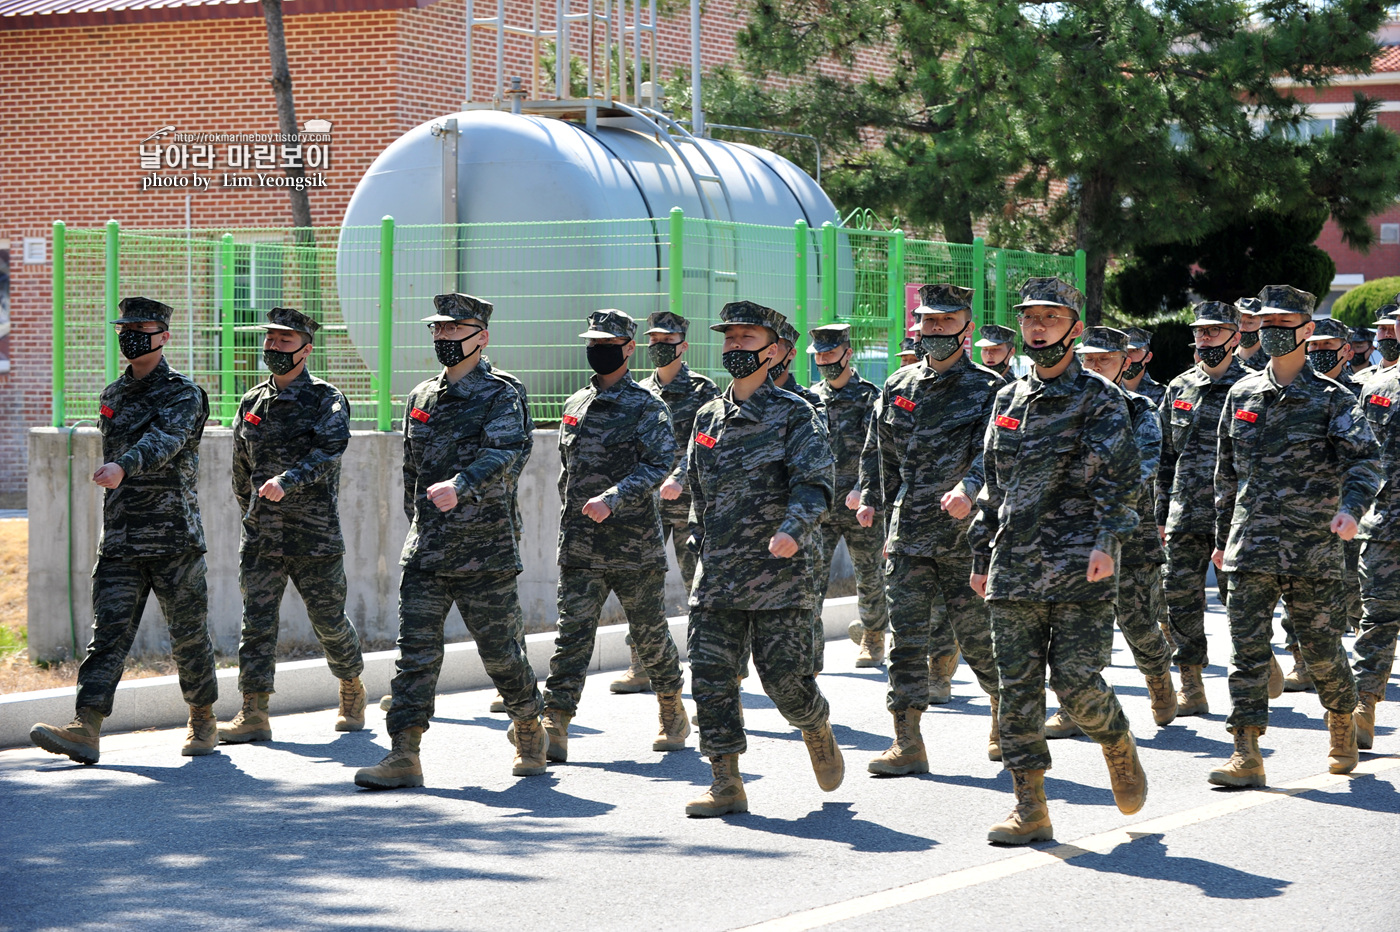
[29,276,1400,844]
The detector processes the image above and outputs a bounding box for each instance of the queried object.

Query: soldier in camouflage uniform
[1208,285,1381,788]
[355,293,549,789]
[614,311,720,694]
[32,297,218,763]
[1044,327,1176,739]
[218,307,365,745]
[975,324,1017,383]
[969,277,1147,845]
[1349,326,1375,380]
[857,283,1004,774]
[1352,360,1400,750]
[538,309,688,760]
[897,336,921,368]
[1354,303,1399,384]
[1120,327,1165,406]
[808,324,888,668]
[1235,297,1269,373]
[684,301,843,817]
[1157,301,1248,718]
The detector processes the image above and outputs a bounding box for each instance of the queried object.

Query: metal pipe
[668,207,684,317]
[185,193,193,370]
[700,122,821,185]
[691,0,702,135]
[887,229,904,367]
[379,215,395,431]
[52,221,65,428]
[66,419,94,660]
[220,233,235,423]
[556,0,568,98]
[632,0,641,104]
[495,0,505,105]
[466,0,475,102]
[793,219,808,363]
[104,220,119,385]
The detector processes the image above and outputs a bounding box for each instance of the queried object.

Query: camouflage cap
[807,323,851,354]
[1350,326,1376,343]
[974,324,1016,347]
[1257,284,1316,316]
[776,320,800,346]
[1374,303,1400,325]
[710,300,787,337]
[1014,276,1085,314]
[424,293,494,325]
[114,296,173,327]
[1073,326,1129,355]
[260,306,321,337]
[643,311,689,336]
[898,336,920,356]
[1125,327,1153,350]
[1190,301,1240,328]
[579,308,637,340]
[1235,297,1263,316]
[1305,318,1351,343]
[915,282,974,315]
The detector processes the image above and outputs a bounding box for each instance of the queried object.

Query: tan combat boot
[218,692,272,744]
[653,691,691,751]
[855,628,886,668]
[489,694,506,713]
[609,646,651,694]
[987,769,1053,845]
[30,707,104,765]
[1145,672,1178,727]
[1207,726,1265,787]
[1101,732,1148,814]
[1267,653,1284,700]
[183,704,219,756]
[988,699,1003,762]
[1044,708,1082,739]
[802,722,845,791]
[1326,710,1358,775]
[379,694,392,712]
[1176,664,1209,717]
[335,677,366,732]
[867,709,928,776]
[927,653,957,704]
[511,716,550,776]
[543,708,571,762]
[1283,647,1313,692]
[355,728,424,789]
[848,619,865,644]
[1356,693,1381,751]
[686,754,748,816]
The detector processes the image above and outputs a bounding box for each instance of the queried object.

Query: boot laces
[1104,740,1134,782]
[805,729,832,765]
[1328,712,1351,744]
[340,679,359,702]
[658,695,683,732]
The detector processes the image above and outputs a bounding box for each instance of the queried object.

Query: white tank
[337,109,847,400]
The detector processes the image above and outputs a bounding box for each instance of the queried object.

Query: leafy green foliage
[1332,276,1400,327]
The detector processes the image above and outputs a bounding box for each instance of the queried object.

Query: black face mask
[648,341,681,368]
[919,321,970,362]
[434,328,483,368]
[817,350,849,382]
[1124,360,1145,380]
[1025,327,1075,368]
[1239,330,1260,349]
[1307,348,1341,374]
[586,342,627,375]
[263,346,302,376]
[769,350,793,381]
[1198,342,1232,368]
[1379,338,1400,363]
[1260,322,1310,357]
[723,343,774,379]
[118,328,164,360]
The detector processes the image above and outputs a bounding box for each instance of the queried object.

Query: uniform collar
[123,356,170,386]
[265,366,313,400]
[652,363,692,393]
[1026,353,1084,396]
[590,371,637,400]
[823,369,866,393]
[722,374,778,423]
[435,361,489,397]
[917,353,972,384]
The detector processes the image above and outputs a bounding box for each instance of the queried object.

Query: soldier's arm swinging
[1331,391,1383,540]
[1081,389,1141,579]
[109,387,205,485]
[595,402,678,519]
[1211,399,1237,571]
[967,413,1002,598]
[774,407,836,558]
[274,392,351,498]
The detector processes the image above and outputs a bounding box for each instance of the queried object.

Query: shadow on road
[1064,832,1290,899]
[726,801,938,852]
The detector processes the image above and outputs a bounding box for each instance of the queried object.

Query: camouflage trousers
[812,511,888,671]
[989,599,1130,772]
[689,606,831,756]
[76,552,217,717]
[236,551,364,694]
[662,517,698,594]
[1354,540,1400,699]
[886,551,998,711]
[386,568,543,734]
[1164,532,1228,667]
[1114,562,1172,677]
[1280,539,1363,650]
[1225,571,1357,733]
[545,566,683,712]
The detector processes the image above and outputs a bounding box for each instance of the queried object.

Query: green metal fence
[51,214,1082,427]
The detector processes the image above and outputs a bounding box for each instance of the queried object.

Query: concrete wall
[27,427,853,661]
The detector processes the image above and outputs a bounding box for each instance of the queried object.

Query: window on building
[1381,223,1400,245]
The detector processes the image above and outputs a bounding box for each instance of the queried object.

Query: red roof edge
[0,0,438,31]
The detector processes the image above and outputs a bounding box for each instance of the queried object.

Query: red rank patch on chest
[995,414,1020,431]
[695,431,717,449]
[1370,394,1392,408]
[100,404,115,419]
[893,395,916,412]
[1234,410,1259,423]
[562,414,579,426]
[1173,399,1193,411]
[242,412,261,426]
[409,407,430,423]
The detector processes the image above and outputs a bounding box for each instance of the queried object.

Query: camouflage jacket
[860,356,1002,558]
[1120,388,1164,567]
[1215,366,1382,577]
[1355,369,1400,542]
[638,362,719,526]
[1156,359,1248,537]
[482,356,535,543]
[1334,368,1364,399]
[968,355,1141,602]
[400,364,526,574]
[1239,348,1268,372]
[233,369,350,557]
[810,370,879,505]
[687,378,835,610]
[1128,371,1166,407]
[556,372,677,570]
[96,357,210,558]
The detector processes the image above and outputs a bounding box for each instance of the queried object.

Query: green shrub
[1332,277,1400,327]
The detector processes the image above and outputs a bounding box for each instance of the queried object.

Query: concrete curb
[1,596,860,749]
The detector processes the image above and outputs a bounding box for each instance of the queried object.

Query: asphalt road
[3,593,1398,932]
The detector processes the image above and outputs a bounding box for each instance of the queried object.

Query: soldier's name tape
[733,754,1400,932]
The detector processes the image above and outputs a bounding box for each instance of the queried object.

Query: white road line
[733,755,1400,932]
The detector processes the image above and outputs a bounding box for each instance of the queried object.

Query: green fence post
[971,236,986,335]
[669,207,685,318]
[993,246,1009,329]
[219,233,235,423]
[887,229,905,367]
[1075,248,1087,294]
[793,220,808,360]
[52,221,66,427]
[379,215,395,432]
[820,221,837,325]
[104,220,119,384]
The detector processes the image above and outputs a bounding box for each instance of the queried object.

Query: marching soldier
[220,307,365,744]
[1349,326,1376,379]
[897,336,921,368]
[1355,303,1399,384]
[1121,327,1165,406]
[355,293,548,789]
[31,297,218,763]
[685,301,842,817]
[975,324,1017,382]
[537,310,689,760]
[858,283,1004,772]
[1235,297,1268,372]
[1208,285,1381,787]
[969,277,1147,845]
